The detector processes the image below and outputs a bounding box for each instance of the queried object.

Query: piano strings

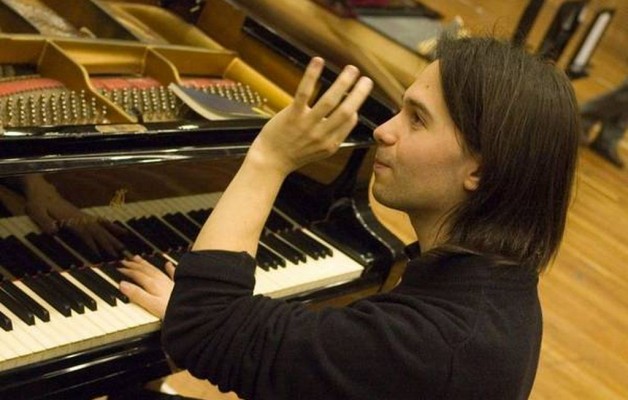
[0,74,109,128]
[95,76,268,122]
[0,70,270,128]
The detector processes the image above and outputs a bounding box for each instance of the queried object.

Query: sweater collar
[404,241,422,260]
[398,249,538,289]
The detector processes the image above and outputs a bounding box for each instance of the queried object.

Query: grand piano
[0,1,406,398]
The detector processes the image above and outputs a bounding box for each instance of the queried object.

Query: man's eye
[411,113,424,126]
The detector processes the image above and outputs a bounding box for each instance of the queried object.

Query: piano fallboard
[0,332,170,399]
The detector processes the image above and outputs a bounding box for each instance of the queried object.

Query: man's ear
[463,160,481,192]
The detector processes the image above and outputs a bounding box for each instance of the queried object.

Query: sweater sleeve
[162,251,457,400]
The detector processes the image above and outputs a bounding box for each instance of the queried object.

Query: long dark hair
[434,35,579,272]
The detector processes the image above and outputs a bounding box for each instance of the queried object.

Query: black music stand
[512,0,545,46]
[536,0,588,61]
[566,8,615,79]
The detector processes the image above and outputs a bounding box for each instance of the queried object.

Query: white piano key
[253,267,281,295]
[0,278,161,372]
[84,268,156,326]
[0,330,19,360]
[0,303,47,363]
[0,327,32,370]
[91,268,160,326]
[62,271,135,334]
[13,281,95,345]
[0,301,60,351]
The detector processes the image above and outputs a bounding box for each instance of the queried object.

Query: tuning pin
[61,94,70,123]
[70,91,79,122]
[29,94,38,126]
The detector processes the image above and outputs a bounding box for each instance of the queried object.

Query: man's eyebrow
[404,96,433,124]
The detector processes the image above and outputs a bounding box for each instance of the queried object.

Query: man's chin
[371,186,393,208]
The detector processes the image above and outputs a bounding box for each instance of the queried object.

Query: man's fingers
[121,255,160,273]
[120,257,161,280]
[293,57,325,109]
[165,262,176,280]
[118,267,150,286]
[308,65,360,122]
[119,280,165,319]
[324,76,373,132]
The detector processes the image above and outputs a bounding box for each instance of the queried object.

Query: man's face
[371,61,479,220]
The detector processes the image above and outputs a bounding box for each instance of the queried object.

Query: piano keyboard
[0,192,364,371]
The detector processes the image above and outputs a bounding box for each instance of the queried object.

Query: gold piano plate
[0,38,289,128]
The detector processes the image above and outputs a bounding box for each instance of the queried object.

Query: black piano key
[0,236,52,276]
[292,229,333,258]
[50,272,97,312]
[22,276,72,317]
[99,264,130,303]
[0,286,35,326]
[163,212,201,242]
[136,217,177,251]
[165,250,184,264]
[255,243,276,270]
[149,251,181,273]
[42,273,85,314]
[0,238,25,277]
[90,265,129,303]
[262,233,306,264]
[257,243,285,269]
[100,263,125,283]
[6,235,53,273]
[127,218,170,252]
[266,209,294,232]
[26,232,84,269]
[0,280,50,322]
[279,230,319,260]
[0,309,12,331]
[147,216,191,248]
[279,230,321,259]
[69,268,117,307]
[113,221,154,255]
[187,208,212,226]
[144,254,167,273]
[255,250,272,271]
[56,228,102,264]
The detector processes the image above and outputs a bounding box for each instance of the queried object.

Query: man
[119,35,579,399]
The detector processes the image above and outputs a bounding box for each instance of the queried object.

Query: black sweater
[162,247,542,400]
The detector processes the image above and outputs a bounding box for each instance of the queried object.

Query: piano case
[0,0,404,398]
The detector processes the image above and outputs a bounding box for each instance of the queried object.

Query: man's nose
[373,116,397,145]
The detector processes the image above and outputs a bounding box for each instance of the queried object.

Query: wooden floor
[156,0,628,399]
